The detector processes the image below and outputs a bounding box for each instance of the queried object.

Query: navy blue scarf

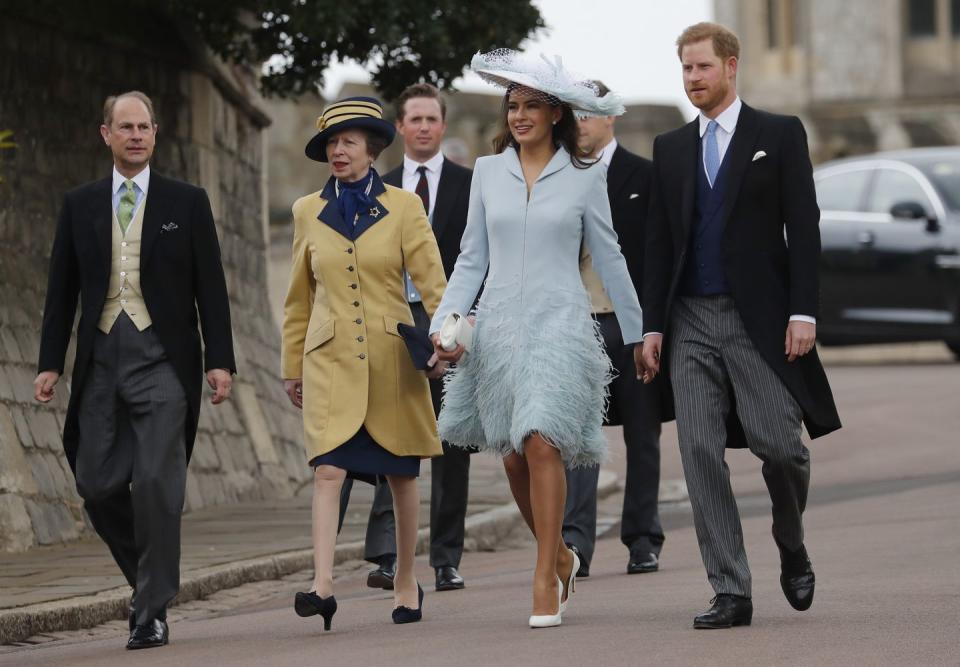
[336,170,376,227]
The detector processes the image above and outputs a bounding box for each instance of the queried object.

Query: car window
[867,169,933,216]
[815,169,871,212]
[916,158,960,211]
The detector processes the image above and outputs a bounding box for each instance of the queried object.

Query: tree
[9,1,544,100]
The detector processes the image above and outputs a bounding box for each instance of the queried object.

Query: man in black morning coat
[564,80,664,579]
[35,91,235,650]
[640,23,841,629]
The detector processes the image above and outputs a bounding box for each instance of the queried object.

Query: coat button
[355,318,362,324]
[347,266,355,272]
[350,283,357,289]
[357,336,364,342]
[358,353,366,359]
[346,248,354,254]
[353,301,360,307]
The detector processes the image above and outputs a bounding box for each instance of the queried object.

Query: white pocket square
[629,193,640,200]
[752,150,767,162]
[439,312,474,353]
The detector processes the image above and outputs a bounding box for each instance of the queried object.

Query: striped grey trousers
[670,296,809,598]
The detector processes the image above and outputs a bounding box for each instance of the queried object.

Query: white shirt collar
[112,164,150,196]
[598,138,618,168]
[698,96,742,137]
[403,151,444,176]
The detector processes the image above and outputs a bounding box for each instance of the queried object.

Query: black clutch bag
[396,322,435,371]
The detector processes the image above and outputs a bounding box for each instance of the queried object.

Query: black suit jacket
[606,144,653,295]
[38,171,236,471]
[643,102,841,441]
[383,157,472,278]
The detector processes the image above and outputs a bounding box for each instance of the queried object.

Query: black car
[815,148,960,358]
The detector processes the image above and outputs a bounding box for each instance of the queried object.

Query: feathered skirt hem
[438,287,613,469]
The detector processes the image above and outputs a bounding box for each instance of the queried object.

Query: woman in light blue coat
[431,50,645,628]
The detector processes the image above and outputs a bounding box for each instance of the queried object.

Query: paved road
[3,355,959,665]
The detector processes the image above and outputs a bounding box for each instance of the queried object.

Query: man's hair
[676,22,741,60]
[103,91,157,127]
[395,83,447,121]
[589,80,611,98]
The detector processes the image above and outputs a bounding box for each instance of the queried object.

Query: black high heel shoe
[294,591,338,631]
[391,583,424,624]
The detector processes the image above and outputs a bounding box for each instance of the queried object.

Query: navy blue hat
[305,96,396,162]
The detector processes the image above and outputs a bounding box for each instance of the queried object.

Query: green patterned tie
[117,180,136,235]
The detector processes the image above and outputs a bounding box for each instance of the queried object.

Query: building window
[908,0,937,36]
[953,0,960,35]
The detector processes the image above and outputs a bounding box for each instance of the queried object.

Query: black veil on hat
[305,96,396,162]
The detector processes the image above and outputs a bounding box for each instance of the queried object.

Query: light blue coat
[430,146,643,340]
[429,146,644,467]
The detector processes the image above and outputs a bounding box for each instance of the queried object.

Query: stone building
[0,13,309,552]
[714,0,960,161]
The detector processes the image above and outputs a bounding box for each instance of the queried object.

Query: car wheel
[947,340,960,360]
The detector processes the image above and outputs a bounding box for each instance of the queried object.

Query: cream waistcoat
[98,201,153,333]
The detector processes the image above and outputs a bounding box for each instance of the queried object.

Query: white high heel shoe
[559,548,579,614]
[529,576,563,628]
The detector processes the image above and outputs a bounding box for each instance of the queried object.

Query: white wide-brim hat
[471,49,626,118]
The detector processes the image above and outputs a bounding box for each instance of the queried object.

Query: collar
[598,138,618,168]
[403,151,444,177]
[112,164,150,196]
[322,167,387,203]
[698,96,742,137]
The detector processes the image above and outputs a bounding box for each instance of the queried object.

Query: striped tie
[118,180,136,235]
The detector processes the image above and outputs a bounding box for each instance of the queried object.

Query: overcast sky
[321,0,713,120]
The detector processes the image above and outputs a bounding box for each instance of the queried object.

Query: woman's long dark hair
[492,87,595,169]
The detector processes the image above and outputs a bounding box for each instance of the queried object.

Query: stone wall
[0,14,309,552]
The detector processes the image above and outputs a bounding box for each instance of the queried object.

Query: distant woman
[282,96,447,629]
[431,51,644,628]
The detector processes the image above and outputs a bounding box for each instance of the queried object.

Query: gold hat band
[315,101,384,130]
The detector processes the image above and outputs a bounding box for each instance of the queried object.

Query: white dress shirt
[401,151,444,221]
[644,97,813,336]
[111,165,150,220]
[598,137,618,169]
[402,152,444,302]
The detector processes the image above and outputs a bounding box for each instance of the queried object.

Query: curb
[0,469,631,644]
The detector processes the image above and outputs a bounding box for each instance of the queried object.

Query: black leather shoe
[435,566,465,591]
[367,554,396,590]
[567,544,589,578]
[693,595,753,629]
[294,591,338,630]
[778,542,815,611]
[392,583,424,624]
[126,619,169,649]
[627,551,659,574]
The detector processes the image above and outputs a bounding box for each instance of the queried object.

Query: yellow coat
[281,175,447,462]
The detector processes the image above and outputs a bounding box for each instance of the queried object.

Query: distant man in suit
[640,23,841,629]
[338,83,473,593]
[34,91,236,649]
[564,80,664,578]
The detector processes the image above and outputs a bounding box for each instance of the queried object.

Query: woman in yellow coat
[281,97,447,628]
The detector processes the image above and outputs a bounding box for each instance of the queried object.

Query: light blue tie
[704,119,720,187]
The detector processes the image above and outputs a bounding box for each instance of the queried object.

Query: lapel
[351,171,390,239]
[538,146,570,182]
[316,177,353,240]
[90,177,113,269]
[605,145,633,202]
[679,119,700,239]
[140,171,173,266]
[714,103,762,231]
[431,158,461,242]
